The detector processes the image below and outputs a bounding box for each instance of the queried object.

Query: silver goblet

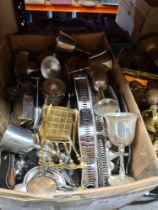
[104,112,138,186]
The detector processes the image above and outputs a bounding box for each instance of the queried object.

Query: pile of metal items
[0,31,138,194]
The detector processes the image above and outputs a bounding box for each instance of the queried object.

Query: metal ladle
[55,31,92,55]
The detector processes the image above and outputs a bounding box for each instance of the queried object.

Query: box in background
[116,0,158,41]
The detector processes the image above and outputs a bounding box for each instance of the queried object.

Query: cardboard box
[0,0,18,43]
[0,33,158,209]
[116,0,158,41]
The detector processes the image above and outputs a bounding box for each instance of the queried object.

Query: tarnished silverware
[32,78,42,131]
[56,31,92,55]
[14,51,29,77]
[42,78,66,105]
[89,50,113,70]
[14,51,40,77]
[87,62,109,93]
[74,74,98,188]
[15,166,69,194]
[94,98,119,117]
[23,166,66,194]
[41,55,61,79]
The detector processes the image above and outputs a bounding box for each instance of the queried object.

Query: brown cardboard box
[0,0,18,43]
[0,33,158,209]
[116,0,158,41]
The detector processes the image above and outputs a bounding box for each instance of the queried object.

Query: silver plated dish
[41,56,61,79]
[77,0,100,6]
[23,166,66,191]
[94,98,119,117]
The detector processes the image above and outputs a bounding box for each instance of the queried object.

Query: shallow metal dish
[41,56,61,79]
[94,98,119,117]
[77,0,100,6]
[23,166,66,190]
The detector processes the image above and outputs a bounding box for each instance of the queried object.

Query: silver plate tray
[77,0,100,6]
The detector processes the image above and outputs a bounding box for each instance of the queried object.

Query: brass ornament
[39,105,85,169]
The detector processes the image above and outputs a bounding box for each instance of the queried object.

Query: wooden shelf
[25,3,118,14]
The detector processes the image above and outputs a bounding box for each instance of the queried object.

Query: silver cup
[0,123,39,154]
[104,112,139,186]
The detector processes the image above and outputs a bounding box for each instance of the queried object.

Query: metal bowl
[23,166,66,193]
[41,56,61,79]
[42,78,67,105]
[42,78,66,96]
[94,98,119,117]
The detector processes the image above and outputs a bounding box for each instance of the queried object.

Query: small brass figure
[142,88,158,152]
